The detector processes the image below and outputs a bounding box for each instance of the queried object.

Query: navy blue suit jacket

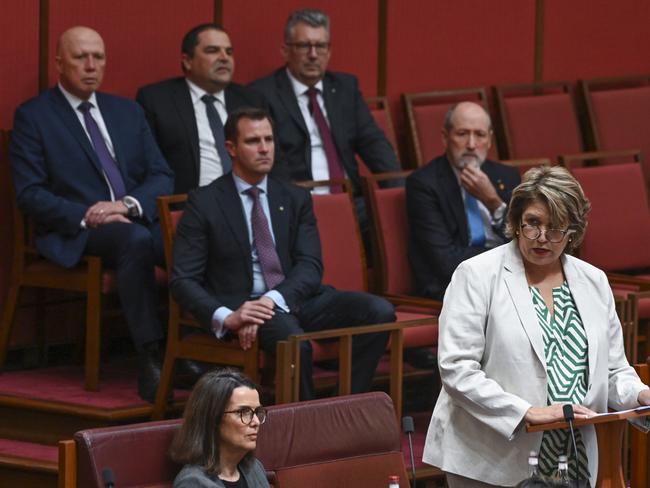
[406,154,521,300]
[170,173,323,328]
[10,87,174,268]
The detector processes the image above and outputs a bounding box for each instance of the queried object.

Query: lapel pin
[498,180,505,191]
[279,206,284,211]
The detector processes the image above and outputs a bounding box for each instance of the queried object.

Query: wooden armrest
[608,273,650,292]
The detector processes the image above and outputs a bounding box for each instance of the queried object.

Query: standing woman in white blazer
[423,166,650,487]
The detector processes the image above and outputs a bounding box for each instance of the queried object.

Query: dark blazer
[406,154,520,300]
[170,173,323,328]
[136,77,272,194]
[249,69,400,193]
[10,87,174,268]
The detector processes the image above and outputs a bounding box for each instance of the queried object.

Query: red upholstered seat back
[256,392,409,487]
[503,92,582,159]
[572,163,650,271]
[590,86,650,179]
[374,187,413,295]
[74,419,182,488]
[311,193,366,292]
[73,393,408,488]
[369,104,398,151]
[412,103,449,163]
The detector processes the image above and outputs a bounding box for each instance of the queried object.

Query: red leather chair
[579,74,650,187]
[494,81,584,160]
[60,392,412,488]
[298,179,438,335]
[366,96,399,157]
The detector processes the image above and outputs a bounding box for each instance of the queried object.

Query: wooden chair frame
[493,80,582,160]
[0,130,103,391]
[274,318,436,421]
[500,157,554,176]
[403,87,489,167]
[152,194,259,420]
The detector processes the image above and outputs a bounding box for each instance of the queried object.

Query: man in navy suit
[10,26,174,402]
[171,107,394,400]
[136,24,275,194]
[407,102,521,301]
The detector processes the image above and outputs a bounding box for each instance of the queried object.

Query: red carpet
[0,361,188,409]
[0,438,57,463]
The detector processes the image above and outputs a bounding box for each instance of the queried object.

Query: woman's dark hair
[169,369,258,476]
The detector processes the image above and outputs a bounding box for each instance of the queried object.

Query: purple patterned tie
[245,186,285,289]
[306,86,344,192]
[77,101,126,199]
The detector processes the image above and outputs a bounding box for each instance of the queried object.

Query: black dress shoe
[174,359,210,389]
[137,352,173,403]
[404,347,437,370]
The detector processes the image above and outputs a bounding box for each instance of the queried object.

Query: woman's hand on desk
[525,404,597,424]
[638,388,650,406]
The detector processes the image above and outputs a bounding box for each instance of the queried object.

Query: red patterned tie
[306,86,344,192]
[245,186,285,289]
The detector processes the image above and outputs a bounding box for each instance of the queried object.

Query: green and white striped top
[529,282,590,480]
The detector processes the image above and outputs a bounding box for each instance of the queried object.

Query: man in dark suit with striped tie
[170,107,395,400]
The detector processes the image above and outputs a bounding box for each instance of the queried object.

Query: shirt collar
[286,68,324,98]
[58,82,99,111]
[233,173,269,195]
[186,78,226,106]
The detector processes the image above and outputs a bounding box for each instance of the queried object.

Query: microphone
[102,467,115,488]
[402,416,417,488]
[562,404,581,487]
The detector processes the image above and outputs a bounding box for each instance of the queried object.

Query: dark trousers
[257,286,394,400]
[85,220,165,351]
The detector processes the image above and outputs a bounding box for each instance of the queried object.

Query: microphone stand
[562,404,581,488]
[102,467,115,488]
[402,416,417,488]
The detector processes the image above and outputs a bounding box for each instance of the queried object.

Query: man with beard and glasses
[406,101,521,302]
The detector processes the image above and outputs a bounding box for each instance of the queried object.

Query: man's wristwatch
[122,196,139,218]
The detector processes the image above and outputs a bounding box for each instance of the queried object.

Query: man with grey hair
[249,8,399,221]
[406,101,521,301]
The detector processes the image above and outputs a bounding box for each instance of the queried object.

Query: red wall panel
[48,0,215,99]
[0,2,40,128]
[385,0,536,162]
[543,0,650,81]
[224,0,378,96]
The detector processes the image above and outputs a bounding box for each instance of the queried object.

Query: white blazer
[423,241,648,486]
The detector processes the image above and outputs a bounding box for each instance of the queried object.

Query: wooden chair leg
[0,284,21,369]
[152,353,176,420]
[85,260,102,391]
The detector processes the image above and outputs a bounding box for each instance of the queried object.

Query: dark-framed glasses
[520,223,574,243]
[286,42,330,54]
[224,406,267,425]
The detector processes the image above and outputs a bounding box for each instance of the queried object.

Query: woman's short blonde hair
[505,166,591,253]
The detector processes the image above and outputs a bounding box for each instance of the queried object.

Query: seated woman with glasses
[422,166,650,487]
[171,370,270,488]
